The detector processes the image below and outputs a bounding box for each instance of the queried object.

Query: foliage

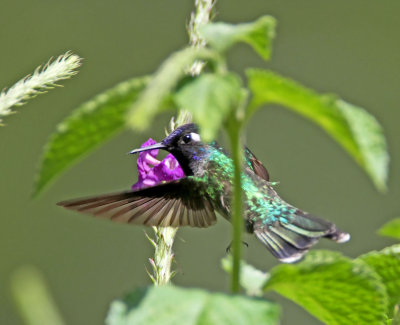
[246,69,388,191]
[126,47,217,132]
[265,251,387,325]
[359,245,400,318]
[33,76,148,196]
[224,247,400,325]
[175,73,243,141]
[379,219,400,240]
[200,15,276,60]
[106,285,280,325]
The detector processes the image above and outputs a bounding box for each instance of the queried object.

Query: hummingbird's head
[161,123,202,149]
[130,123,205,176]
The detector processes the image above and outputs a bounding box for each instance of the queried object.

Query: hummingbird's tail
[253,211,350,263]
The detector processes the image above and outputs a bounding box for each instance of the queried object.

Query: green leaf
[106,286,280,325]
[221,256,269,297]
[359,245,400,317]
[264,250,388,325]
[247,69,389,191]
[379,219,400,240]
[201,15,276,60]
[174,73,243,141]
[33,76,149,196]
[127,47,218,131]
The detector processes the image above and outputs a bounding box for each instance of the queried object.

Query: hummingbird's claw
[225,241,249,253]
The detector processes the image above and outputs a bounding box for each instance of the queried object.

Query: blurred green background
[1,1,399,324]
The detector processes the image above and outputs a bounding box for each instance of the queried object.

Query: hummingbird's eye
[183,134,192,144]
[182,132,201,144]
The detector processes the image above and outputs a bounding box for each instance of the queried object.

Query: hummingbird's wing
[57,178,217,228]
[245,147,270,181]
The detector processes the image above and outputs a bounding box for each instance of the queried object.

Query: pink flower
[131,138,185,190]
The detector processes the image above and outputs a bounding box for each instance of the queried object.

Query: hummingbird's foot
[225,241,249,253]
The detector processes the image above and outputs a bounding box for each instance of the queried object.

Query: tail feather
[254,210,350,263]
[255,230,307,263]
[289,212,334,233]
[269,224,318,250]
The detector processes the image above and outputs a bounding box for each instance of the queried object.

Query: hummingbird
[58,123,349,263]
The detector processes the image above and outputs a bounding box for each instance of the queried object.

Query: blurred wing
[245,147,270,181]
[57,178,217,228]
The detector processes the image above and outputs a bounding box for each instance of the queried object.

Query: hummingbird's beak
[129,142,167,155]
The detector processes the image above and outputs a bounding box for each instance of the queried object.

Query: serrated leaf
[247,69,389,191]
[33,76,149,196]
[378,219,400,240]
[174,73,242,141]
[264,250,388,325]
[221,256,269,297]
[106,286,280,325]
[359,245,400,317]
[127,47,217,131]
[201,15,276,60]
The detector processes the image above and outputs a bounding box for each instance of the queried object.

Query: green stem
[11,266,66,325]
[149,227,178,286]
[227,120,244,293]
[147,0,216,286]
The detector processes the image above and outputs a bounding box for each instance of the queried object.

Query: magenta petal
[141,138,159,156]
[164,154,184,178]
[153,153,185,182]
[132,139,185,190]
[132,169,158,190]
[136,138,161,175]
[136,138,159,173]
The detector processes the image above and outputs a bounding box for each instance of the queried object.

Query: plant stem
[147,0,216,286]
[11,266,66,325]
[148,227,178,286]
[188,0,216,76]
[227,120,244,293]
